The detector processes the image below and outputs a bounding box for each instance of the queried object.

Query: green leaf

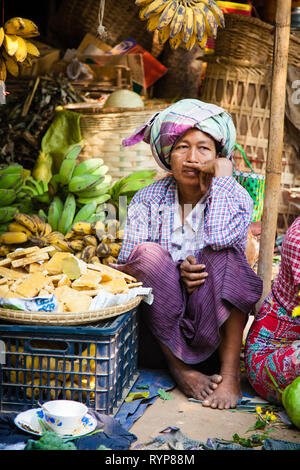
[41,109,83,174]
[158,388,175,401]
[246,418,266,433]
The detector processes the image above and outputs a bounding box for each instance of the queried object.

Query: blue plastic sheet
[115,369,175,430]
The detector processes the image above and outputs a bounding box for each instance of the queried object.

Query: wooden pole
[257,0,292,307]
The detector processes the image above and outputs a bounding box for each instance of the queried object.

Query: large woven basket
[200,58,300,187]
[0,296,142,326]
[49,0,154,51]
[214,14,300,67]
[64,101,169,181]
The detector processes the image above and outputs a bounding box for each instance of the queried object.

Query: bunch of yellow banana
[0,17,40,80]
[0,212,123,266]
[0,213,53,249]
[136,0,224,50]
[65,219,123,265]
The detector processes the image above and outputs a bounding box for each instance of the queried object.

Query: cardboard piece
[20,40,61,77]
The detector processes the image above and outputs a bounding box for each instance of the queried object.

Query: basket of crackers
[0,244,143,325]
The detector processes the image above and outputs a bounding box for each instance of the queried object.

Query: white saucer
[14,408,97,438]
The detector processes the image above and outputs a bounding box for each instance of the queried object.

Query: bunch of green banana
[0,17,40,80]
[0,164,26,232]
[136,0,224,50]
[0,163,24,191]
[50,149,112,202]
[68,160,112,202]
[20,176,52,204]
[109,170,157,219]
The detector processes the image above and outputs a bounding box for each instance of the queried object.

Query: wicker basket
[64,101,169,181]
[49,0,154,51]
[200,58,300,187]
[0,296,143,326]
[214,14,300,67]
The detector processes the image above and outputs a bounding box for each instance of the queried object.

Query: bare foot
[202,374,242,409]
[170,365,222,401]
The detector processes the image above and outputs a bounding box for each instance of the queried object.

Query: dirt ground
[129,318,300,450]
[129,380,300,450]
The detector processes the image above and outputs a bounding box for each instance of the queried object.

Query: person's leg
[117,242,224,396]
[202,307,246,409]
[245,294,300,404]
[157,340,222,400]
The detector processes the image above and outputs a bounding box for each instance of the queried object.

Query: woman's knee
[129,242,170,263]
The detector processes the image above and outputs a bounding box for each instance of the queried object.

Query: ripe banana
[0,57,6,81]
[8,221,32,236]
[91,221,106,240]
[83,235,98,247]
[96,243,112,258]
[193,7,206,45]
[0,244,10,256]
[157,0,177,29]
[3,34,19,56]
[2,51,19,77]
[170,3,185,38]
[0,27,4,47]
[182,6,194,43]
[51,238,74,253]
[0,231,28,244]
[158,25,171,44]
[44,231,65,244]
[71,222,93,236]
[31,214,47,235]
[14,36,27,62]
[4,17,39,38]
[136,0,224,50]
[14,213,38,233]
[24,40,40,57]
[196,3,218,39]
[58,193,76,235]
[200,0,225,27]
[143,0,173,19]
[79,245,97,263]
[135,0,153,5]
[68,239,85,252]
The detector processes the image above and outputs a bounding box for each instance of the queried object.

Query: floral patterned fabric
[245,291,300,404]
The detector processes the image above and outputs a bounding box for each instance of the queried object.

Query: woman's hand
[180,255,208,294]
[183,158,233,193]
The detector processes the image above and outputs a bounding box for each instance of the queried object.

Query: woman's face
[170,128,217,188]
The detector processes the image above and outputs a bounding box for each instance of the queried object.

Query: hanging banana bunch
[136,0,224,50]
[0,17,40,80]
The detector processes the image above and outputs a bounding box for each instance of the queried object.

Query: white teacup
[41,400,88,436]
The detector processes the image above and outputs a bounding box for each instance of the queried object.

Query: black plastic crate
[0,308,139,415]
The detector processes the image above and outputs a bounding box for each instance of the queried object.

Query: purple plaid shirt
[118,175,253,264]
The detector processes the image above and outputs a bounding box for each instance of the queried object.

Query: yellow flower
[256,406,262,414]
[292,306,300,318]
[270,415,277,422]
